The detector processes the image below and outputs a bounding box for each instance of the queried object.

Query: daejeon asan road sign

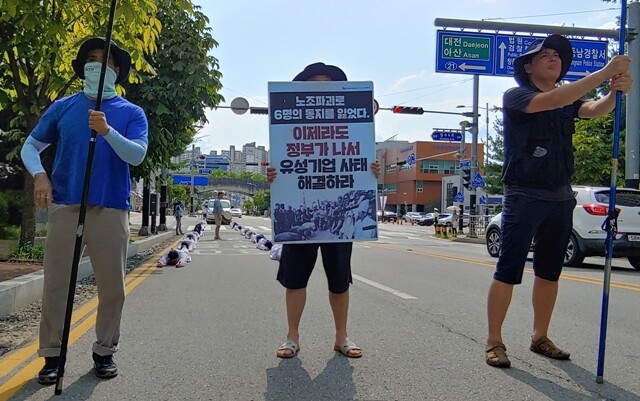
[436,30,607,81]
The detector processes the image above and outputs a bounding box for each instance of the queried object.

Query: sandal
[530,336,570,360]
[334,340,363,358]
[276,340,300,359]
[485,342,511,368]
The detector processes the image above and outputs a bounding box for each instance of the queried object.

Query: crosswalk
[186,225,272,232]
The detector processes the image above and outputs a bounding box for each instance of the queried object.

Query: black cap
[514,34,573,86]
[72,37,132,84]
[293,62,347,82]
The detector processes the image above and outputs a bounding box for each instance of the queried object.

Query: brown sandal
[485,342,511,368]
[530,336,570,360]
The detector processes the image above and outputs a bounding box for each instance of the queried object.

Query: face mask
[83,62,118,99]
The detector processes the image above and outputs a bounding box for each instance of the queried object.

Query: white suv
[485,186,640,269]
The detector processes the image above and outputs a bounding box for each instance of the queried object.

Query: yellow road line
[368,242,640,292]
[0,239,177,399]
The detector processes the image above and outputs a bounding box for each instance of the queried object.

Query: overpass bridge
[198,178,269,196]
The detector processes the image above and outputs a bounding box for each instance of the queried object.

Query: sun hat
[513,34,572,86]
[72,37,132,84]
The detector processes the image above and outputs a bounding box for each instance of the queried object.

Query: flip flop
[334,340,363,358]
[276,340,300,359]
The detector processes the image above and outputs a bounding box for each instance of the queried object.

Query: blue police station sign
[172,175,208,186]
[437,30,607,82]
[432,131,462,142]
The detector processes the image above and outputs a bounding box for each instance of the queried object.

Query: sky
[195,0,621,155]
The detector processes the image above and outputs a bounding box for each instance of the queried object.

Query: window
[386,164,397,173]
[416,180,423,193]
[384,183,397,193]
[419,160,460,174]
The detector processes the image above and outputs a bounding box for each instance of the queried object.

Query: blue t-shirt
[30,93,148,210]
[213,199,222,214]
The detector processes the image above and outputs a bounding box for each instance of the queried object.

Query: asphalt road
[2,216,639,401]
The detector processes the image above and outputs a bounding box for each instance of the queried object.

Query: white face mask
[83,62,118,99]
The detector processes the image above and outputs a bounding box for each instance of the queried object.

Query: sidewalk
[0,213,193,318]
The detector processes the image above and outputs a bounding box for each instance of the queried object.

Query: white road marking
[352,274,418,300]
[258,226,272,231]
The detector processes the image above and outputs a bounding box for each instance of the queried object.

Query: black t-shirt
[502,85,584,201]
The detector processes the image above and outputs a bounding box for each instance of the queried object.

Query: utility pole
[469,75,479,237]
[458,122,466,234]
[190,144,195,214]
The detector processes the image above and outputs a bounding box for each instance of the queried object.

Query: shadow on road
[265,354,355,401]
[503,360,639,401]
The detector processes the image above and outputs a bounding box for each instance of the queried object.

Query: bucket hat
[293,62,347,82]
[72,37,132,84]
[514,34,572,86]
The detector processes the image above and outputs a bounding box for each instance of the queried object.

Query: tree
[126,1,223,181]
[573,114,626,186]
[0,0,192,243]
[482,115,505,195]
[252,190,271,214]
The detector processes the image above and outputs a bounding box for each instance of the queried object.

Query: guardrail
[467,215,494,238]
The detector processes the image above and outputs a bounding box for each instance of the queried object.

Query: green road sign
[441,34,491,61]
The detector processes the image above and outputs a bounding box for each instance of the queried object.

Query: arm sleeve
[20,136,51,176]
[103,127,148,166]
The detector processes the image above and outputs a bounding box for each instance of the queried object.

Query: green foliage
[482,114,505,195]
[209,169,267,182]
[573,114,625,186]
[127,1,224,180]
[251,190,271,214]
[0,190,23,237]
[242,200,254,214]
[0,226,20,240]
[10,241,45,260]
[168,183,189,205]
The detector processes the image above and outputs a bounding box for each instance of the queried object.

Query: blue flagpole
[596,0,627,384]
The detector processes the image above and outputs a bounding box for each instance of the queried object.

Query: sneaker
[214,236,220,240]
[37,356,60,385]
[92,352,118,379]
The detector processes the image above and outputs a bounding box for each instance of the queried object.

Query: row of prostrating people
[230,221,282,261]
[155,220,207,268]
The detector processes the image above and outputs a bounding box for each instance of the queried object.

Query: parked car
[203,198,232,224]
[438,213,470,227]
[403,212,427,223]
[377,210,398,222]
[485,186,640,269]
[230,208,243,218]
[416,213,435,226]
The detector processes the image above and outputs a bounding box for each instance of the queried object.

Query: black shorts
[277,242,353,293]
[494,194,576,284]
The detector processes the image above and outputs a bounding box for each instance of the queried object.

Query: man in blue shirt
[212,191,225,240]
[485,34,632,368]
[21,37,148,382]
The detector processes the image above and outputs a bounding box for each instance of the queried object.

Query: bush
[0,190,23,239]
[0,225,20,240]
[10,241,45,261]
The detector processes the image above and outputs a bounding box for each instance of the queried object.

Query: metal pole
[458,123,466,234]
[190,144,195,214]
[625,1,640,189]
[596,0,627,384]
[469,74,479,237]
[55,0,118,394]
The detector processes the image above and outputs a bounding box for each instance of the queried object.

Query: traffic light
[393,106,424,115]
[462,168,472,190]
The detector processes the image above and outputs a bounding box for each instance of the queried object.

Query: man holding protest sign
[267,62,380,359]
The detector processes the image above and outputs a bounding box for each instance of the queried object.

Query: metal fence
[466,215,494,238]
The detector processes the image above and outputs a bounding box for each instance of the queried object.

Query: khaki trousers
[38,204,128,357]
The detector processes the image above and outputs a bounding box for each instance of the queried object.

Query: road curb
[0,230,175,318]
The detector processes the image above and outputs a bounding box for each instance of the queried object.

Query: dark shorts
[277,242,353,293]
[494,194,576,285]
